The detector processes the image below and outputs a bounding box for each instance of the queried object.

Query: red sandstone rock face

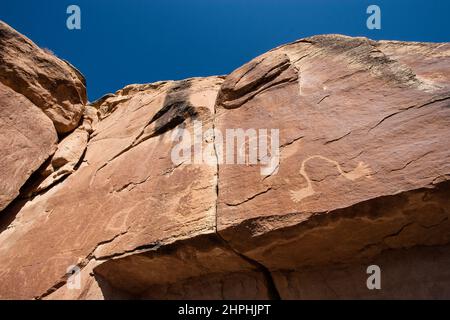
[0,21,86,134]
[0,83,57,212]
[0,20,87,213]
[0,23,449,300]
[216,35,450,266]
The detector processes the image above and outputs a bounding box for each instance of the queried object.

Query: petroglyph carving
[290,155,372,203]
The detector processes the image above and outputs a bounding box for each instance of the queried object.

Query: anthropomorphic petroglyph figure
[290,155,372,203]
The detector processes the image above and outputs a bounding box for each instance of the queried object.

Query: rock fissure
[213,89,281,300]
[36,229,130,300]
[1,23,450,299]
[368,94,450,133]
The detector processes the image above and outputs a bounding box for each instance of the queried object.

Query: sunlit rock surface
[0,22,449,299]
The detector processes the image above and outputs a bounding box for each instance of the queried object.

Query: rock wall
[0,22,449,299]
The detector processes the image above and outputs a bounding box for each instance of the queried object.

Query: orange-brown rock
[0,21,86,134]
[30,128,89,194]
[0,20,88,213]
[0,83,57,211]
[0,24,449,300]
[216,35,450,260]
[214,36,450,298]
[0,76,229,299]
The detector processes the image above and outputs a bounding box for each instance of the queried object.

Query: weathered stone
[93,234,274,300]
[0,83,57,211]
[0,21,86,134]
[0,25,449,300]
[0,76,224,299]
[51,128,88,170]
[272,244,450,299]
[79,106,99,134]
[216,35,450,265]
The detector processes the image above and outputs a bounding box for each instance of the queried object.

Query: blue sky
[1,0,449,101]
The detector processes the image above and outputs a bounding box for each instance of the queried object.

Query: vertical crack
[211,91,281,300]
[215,233,281,300]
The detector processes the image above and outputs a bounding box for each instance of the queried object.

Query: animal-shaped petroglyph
[290,155,372,203]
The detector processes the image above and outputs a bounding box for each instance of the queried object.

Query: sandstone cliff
[0,21,449,299]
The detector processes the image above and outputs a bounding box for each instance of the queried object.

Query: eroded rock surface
[0,75,225,299]
[0,21,86,134]
[0,21,87,212]
[216,35,450,265]
[0,83,57,211]
[0,25,449,300]
[31,128,89,194]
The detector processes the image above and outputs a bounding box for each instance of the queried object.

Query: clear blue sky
[1,0,449,101]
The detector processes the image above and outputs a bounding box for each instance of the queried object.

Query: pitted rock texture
[0,24,449,300]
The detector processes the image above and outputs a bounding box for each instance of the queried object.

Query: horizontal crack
[224,186,273,207]
[368,94,450,133]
